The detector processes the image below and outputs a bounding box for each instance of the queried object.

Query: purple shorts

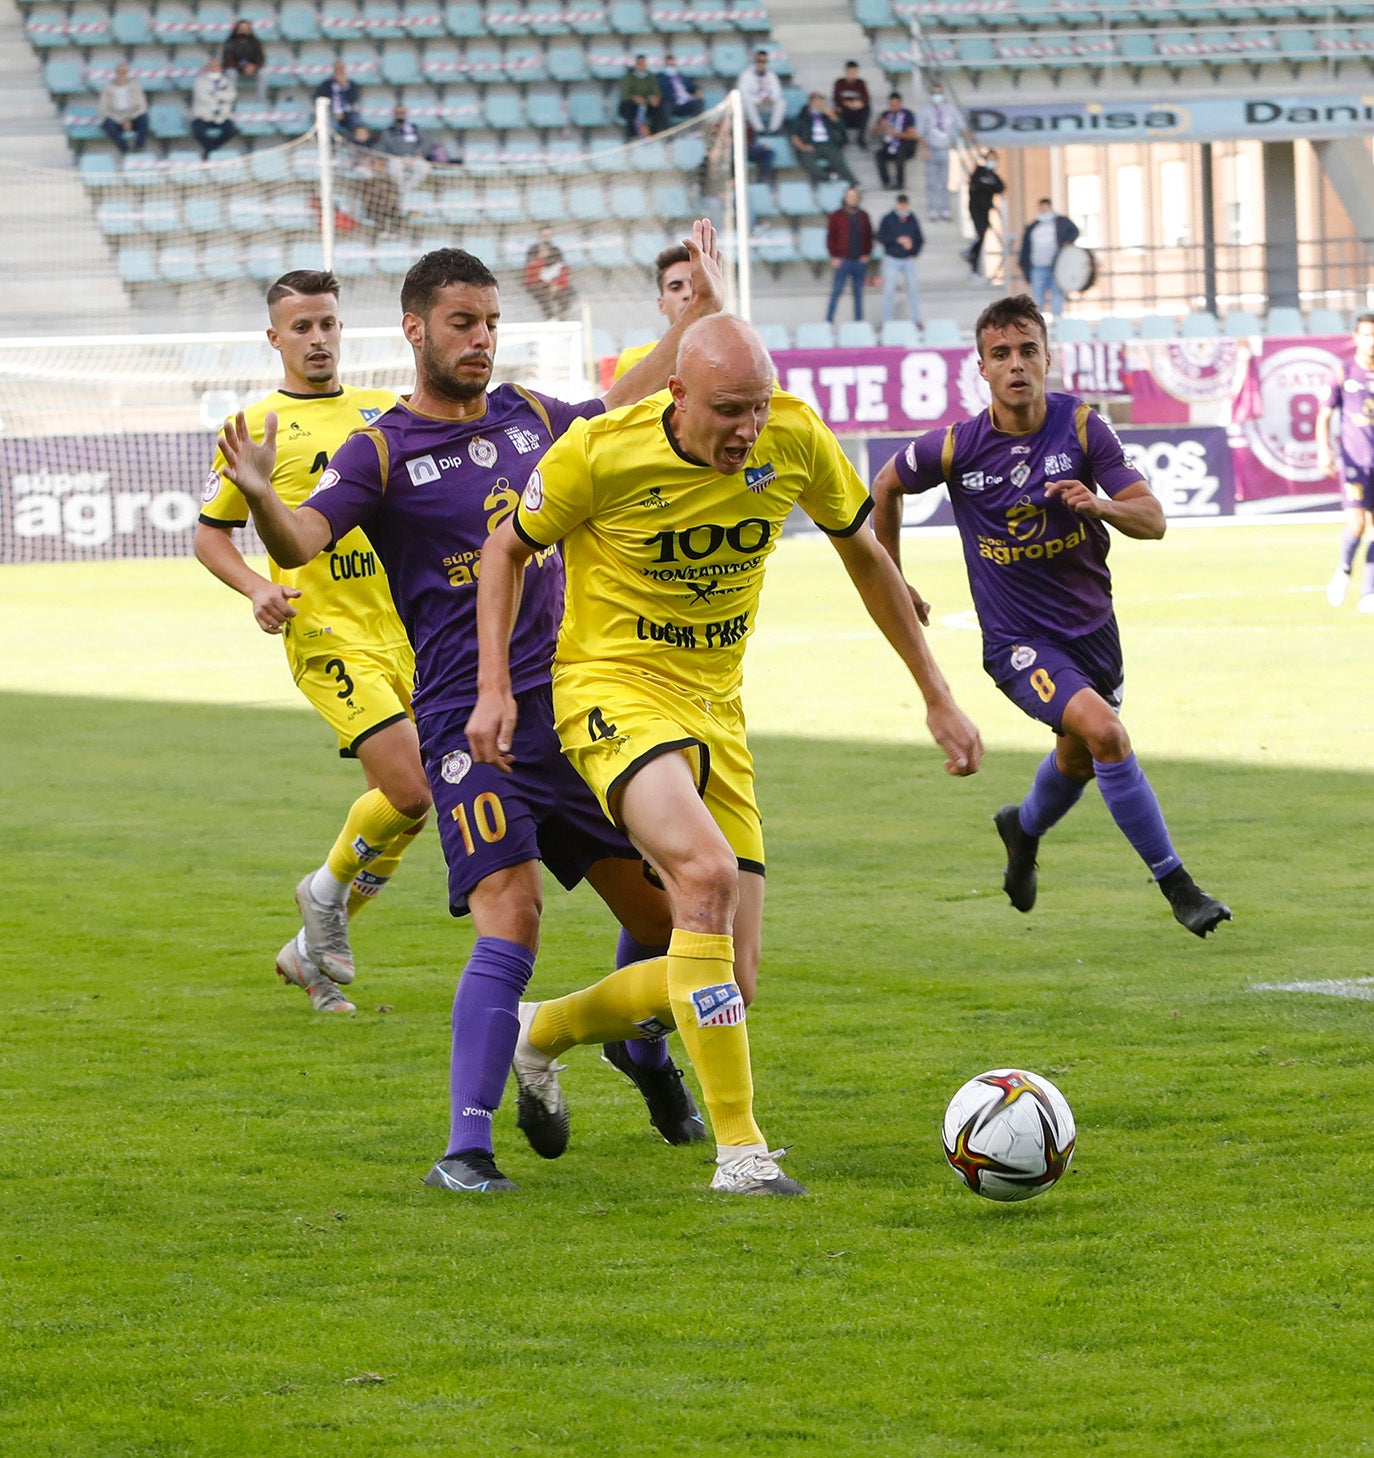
[1342,460,1374,511]
[419,683,639,916]
[985,616,1124,735]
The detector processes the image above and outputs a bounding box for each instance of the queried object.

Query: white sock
[716,1142,768,1166]
[310,864,350,906]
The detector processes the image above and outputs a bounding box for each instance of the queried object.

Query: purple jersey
[310,385,603,720]
[894,392,1142,644]
[1327,360,1374,472]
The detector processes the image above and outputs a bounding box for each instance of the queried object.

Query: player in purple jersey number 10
[218,224,729,1191]
[1317,313,1374,612]
[872,293,1231,937]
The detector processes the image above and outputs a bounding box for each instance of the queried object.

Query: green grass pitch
[2,521,1372,1456]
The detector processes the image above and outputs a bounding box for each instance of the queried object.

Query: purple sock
[615,927,671,1072]
[446,936,535,1158]
[1093,753,1182,881]
[1341,530,1363,573]
[1018,750,1088,837]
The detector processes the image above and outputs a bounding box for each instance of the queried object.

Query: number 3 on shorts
[451,791,508,856]
[1030,667,1056,703]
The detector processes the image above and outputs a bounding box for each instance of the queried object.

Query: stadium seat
[1053,317,1093,343]
[487,0,530,34]
[880,318,921,347]
[1223,309,1263,337]
[141,197,182,233]
[444,0,485,33]
[228,194,272,231]
[609,183,648,219]
[158,244,200,283]
[922,318,963,346]
[484,88,526,129]
[505,41,549,80]
[835,320,877,348]
[814,179,848,213]
[747,182,779,219]
[1265,306,1306,336]
[669,134,707,171]
[484,185,525,222]
[64,103,104,140]
[78,152,120,185]
[776,180,817,217]
[651,179,696,218]
[361,0,405,39]
[567,87,609,127]
[1137,315,1178,340]
[710,38,748,75]
[529,1,570,33]
[399,0,445,35]
[464,44,506,81]
[111,7,154,45]
[279,2,322,39]
[794,321,836,349]
[43,55,85,94]
[245,242,287,280]
[798,225,828,264]
[609,0,650,31]
[1094,316,1136,341]
[1306,307,1345,336]
[117,247,158,284]
[320,0,362,41]
[547,42,591,80]
[1181,311,1220,338]
[201,241,245,279]
[547,137,586,171]
[69,4,114,43]
[182,195,224,232]
[567,181,605,220]
[527,89,569,127]
[567,1,612,32]
[854,0,895,25]
[26,8,68,47]
[148,99,188,138]
[752,228,798,265]
[194,1,236,43]
[524,184,566,220]
[756,321,791,351]
[95,198,142,235]
[382,44,424,84]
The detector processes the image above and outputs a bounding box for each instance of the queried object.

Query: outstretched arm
[869,453,931,625]
[827,524,982,776]
[216,410,333,566]
[602,218,726,409]
[1044,478,1165,540]
[466,517,540,772]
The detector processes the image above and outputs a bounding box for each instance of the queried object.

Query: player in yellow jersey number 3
[468,314,983,1197]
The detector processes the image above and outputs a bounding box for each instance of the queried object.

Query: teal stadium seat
[400,0,445,37]
[650,3,694,33]
[422,43,463,80]
[320,1,363,42]
[484,186,525,222]
[752,229,798,266]
[361,0,405,40]
[525,184,565,220]
[505,41,549,79]
[382,44,424,83]
[159,245,200,283]
[149,99,188,137]
[527,89,569,127]
[1137,315,1178,339]
[757,322,791,350]
[79,151,120,184]
[1307,309,1346,336]
[684,5,734,35]
[794,321,836,349]
[728,0,768,32]
[609,0,650,32]
[129,47,175,91]
[568,87,609,127]
[118,248,159,285]
[529,1,571,33]
[880,318,921,347]
[776,179,817,216]
[27,9,69,47]
[1264,306,1305,335]
[567,181,605,220]
[63,102,103,139]
[1095,316,1136,341]
[1223,309,1263,337]
[334,240,377,276]
[1181,311,1219,337]
[567,1,612,33]
[201,242,245,280]
[548,42,590,80]
[275,100,312,134]
[798,225,828,264]
[95,198,142,235]
[547,137,586,171]
[246,243,287,280]
[441,95,483,126]
[487,0,530,36]
[149,3,193,45]
[464,44,505,81]
[111,7,154,45]
[279,3,322,40]
[610,183,647,219]
[922,318,963,346]
[484,88,526,128]
[184,195,224,231]
[837,320,877,348]
[444,0,485,34]
[69,5,113,43]
[630,235,668,266]
[341,40,382,79]
[194,1,237,43]
[747,182,779,218]
[43,55,85,93]
[709,38,747,74]
[588,41,631,78]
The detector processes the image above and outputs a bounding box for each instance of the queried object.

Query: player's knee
[384,780,432,821]
[1088,718,1132,763]
[665,846,738,928]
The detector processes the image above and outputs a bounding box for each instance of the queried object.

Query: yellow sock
[326,789,424,885]
[665,929,764,1149]
[530,957,672,1057]
[347,821,425,918]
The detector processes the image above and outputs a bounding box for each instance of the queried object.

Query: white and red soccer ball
[942,1068,1076,1203]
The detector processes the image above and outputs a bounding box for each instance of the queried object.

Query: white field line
[1250,979,1374,1002]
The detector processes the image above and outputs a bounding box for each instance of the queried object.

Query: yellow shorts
[552,663,764,873]
[294,641,416,758]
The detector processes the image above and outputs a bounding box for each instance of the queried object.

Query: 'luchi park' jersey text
[201,385,402,677]
[512,388,873,703]
[307,386,604,721]
[893,391,1144,646]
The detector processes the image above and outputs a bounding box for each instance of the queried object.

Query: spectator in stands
[831,61,870,149]
[190,56,239,162]
[99,62,149,157]
[379,103,435,206]
[789,93,857,187]
[221,19,266,99]
[825,186,872,325]
[877,192,923,326]
[737,48,785,135]
[524,227,576,320]
[963,147,1004,282]
[914,81,962,221]
[658,53,704,124]
[358,152,405,234]
[872,92,917,192]
[618,54,664,140]
[317,61,361,136]
[1018,197,1080,317]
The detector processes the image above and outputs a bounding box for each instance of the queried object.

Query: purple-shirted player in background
[1318,313,1374,611]
[218,229,727,1192]
[872,293,1231,937]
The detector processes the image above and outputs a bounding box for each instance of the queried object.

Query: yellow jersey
[612,340,657,380]
[200,385,406,676]
[513,387,872,702]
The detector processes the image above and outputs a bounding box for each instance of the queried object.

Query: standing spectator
[523,227,576,320]
[914,81,962,221]
[872,92,916,191]
[658,53,703,123]
[221,19,266,99]
[964,147,1005,281]
[99,61,149,156]
[1018,197,1080,317]
[831,60,870,149]
[358,151,405,233]
[379,103,433,208]
[190,56,239,160]
[736,47,785,135]
[788,93,857,186]
[825,185,872,325]
[618,54,663,139]
[876,193,923,325]
[317,60,361,135]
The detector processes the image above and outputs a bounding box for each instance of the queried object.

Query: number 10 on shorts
[451,791,508,856]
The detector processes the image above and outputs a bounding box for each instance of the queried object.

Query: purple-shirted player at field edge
[872,293,1231,937]
[1318,312,1374,612]
[217,226,730,1193]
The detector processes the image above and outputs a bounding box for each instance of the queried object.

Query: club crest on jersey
[506,426,542,454]
[691,982,745,1027]
[407,454,441,486]
[1010,645,1037,670]
[358,407,384,424]
[1010,461,1031,489]
[308,467,341,497]
[202,469,220,502]
[522,468,544,512]
[743,462,776,494]
[468,436,498,468]
[441,750,472,785]
[961,470,986,492]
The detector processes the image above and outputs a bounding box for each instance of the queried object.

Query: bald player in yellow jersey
[195,269,431,1013]
[469,314,982,1196]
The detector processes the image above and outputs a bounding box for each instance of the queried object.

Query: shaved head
[669,315,776,474]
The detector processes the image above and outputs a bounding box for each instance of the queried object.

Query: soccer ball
[941,1068,1076,1203]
